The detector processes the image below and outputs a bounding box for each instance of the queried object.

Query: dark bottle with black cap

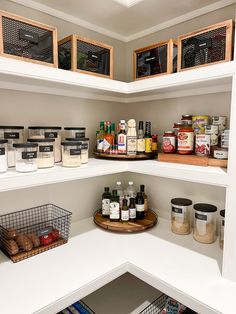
[135,192,145,220]
[102,187,111,218]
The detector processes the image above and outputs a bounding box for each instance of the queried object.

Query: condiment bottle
[97,121,105,152]
[127,119,137,155]
[102,187,111,218]
[137,121,145,154]
[118,120,127,154]
[145,121,152,154]
[129,198,136,222]
[121,199,129,222]
[103,124,113,153]
[135,192,145,220]
[163,131,176,153]
[109,190,120,222]
[151,135,158,154]
[140,184,148,212]
[177,123,194,155]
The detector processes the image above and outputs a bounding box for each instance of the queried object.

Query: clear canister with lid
[220,209,225,249]
[193,203,217,244]
[61,141,81,167]
[66,137,89,164]
[171,198,192,235]
[0,140,8,173]
[64,127,86,139]
[0,126,24,167]
[28,127,61,163]
[28,138,55,169]
[13,143,38,173]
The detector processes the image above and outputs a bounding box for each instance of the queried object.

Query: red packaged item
[40,234,53,246]
[51,229,60,240]
[195,134,210,156]
[163,131,176,153]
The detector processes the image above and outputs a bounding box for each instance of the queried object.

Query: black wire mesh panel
[139,294,168,314]
[181,26,228,69]
[77,39,110,76]
[58,40,72,70]
[0,204,72,262]
[58,300,96,314]
[2,15,55,64]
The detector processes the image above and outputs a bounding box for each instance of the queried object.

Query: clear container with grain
[13,143,38,173]
[61,142,81,167]
[193,203,217,244]
[66,137,89,164]
[171,198,192,235]
[28,138,55,169]
[0,140,8,173]
[220,209,225,249]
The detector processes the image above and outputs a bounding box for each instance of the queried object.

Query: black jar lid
[61,141,82,146]
[28,126,61,130]
[13,143,38,148]
[0,140,8,144]
[28,138,55,143]
[171,198,192,206]
[0,126,24,129]
[79,137,89,141]
[220,209,225,217]
[64,127,86,130]
[193,203,217,213]
[65,138,82,144]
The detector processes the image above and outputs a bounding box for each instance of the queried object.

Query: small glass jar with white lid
[171,198,192,235]
[193,203,217,244]
[28,138,55,169]
[64,127,86,139]
[220,209,225,249]
[0,126,24,167]
[0,140,8,173]
[28,126,61,163]
[61,142,81,167]
[13,143,38,173]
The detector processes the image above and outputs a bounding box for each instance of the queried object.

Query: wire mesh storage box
[133,39,177,81]
[177,20,234,71]
[0,10,58,67]
[58,35,113,79]
[0,204,72,262]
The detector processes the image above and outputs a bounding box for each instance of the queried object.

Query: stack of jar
[101,181,148,222]
[171,198,225,249]
[162,115,228,160]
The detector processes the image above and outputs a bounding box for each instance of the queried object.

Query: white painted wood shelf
[0,158,228,192]
[0,217,233,314]
[0,57,233,102]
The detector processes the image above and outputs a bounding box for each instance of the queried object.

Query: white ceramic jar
[28,138,55,168]
[0,140,8,173]
[13,143,38,173]
[61,142,81,167]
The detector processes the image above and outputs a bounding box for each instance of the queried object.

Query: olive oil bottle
[110,190,120,222]
[129,198,136,222]
[135,192,145,220]
[102,187,111,218]
[121,199,129,222]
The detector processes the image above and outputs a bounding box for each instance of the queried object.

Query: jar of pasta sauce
[162,131,176,153]
[173,122,184,137]
[177,124,194,155]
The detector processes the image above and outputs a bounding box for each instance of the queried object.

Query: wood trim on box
[71,34,77,72]
[58,35,73,46]
[177,19,234,72]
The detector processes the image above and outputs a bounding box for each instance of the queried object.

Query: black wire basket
[139,294,168,314]
[0,204,72,262]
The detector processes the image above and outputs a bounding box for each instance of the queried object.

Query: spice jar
[171,198,192,235]
[163,131,176,153]
[64,127,86,139]
[219,209,225,249]
[0,140,8,173]
[28,139,55,169]
[0,126,24,167]
[177,124,194,154]
[13,143,38,173]
[193,203,217,244]
[28,127,61,163]
[61,142,81,167]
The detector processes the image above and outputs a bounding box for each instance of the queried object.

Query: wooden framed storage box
[58,35,113,79]
[133,39,177,81]
[177,20,234,72]
[0,10,58,67]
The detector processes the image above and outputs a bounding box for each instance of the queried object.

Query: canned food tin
[195,134,210,156]
[205,125,219,146]
[213,148,228,160]
[212,116,227,131]
[192,115,209,134]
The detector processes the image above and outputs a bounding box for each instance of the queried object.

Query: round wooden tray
[94,209,158,233]
[94,151,156,160]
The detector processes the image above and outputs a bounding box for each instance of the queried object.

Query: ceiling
[9,0,236,41]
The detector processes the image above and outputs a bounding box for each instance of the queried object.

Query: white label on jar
[178,132,194,151]
[137,138,145,152]
[110,202,120,219]
[136,204,144,212]
[163,136,176,152]
[195,212,207,236]
[127,137,137,155]
[129,207,136,219]
[195,134,210,156]
[121,210,129,221]
[102,199,110,215]
[103,139,110,152]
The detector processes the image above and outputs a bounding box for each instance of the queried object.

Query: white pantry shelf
[0,57,234,102]
[0,217,234,314]
[0,158,228,192]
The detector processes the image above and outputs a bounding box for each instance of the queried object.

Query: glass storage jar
[13,143,38,173]
[61,142,81,167]
[193,203,217,244]
[163,131,176,153]
[28,126,61,163]
[66,137,89,164]
[220,209,225,249]
[0,140,8,173]
[171,198,192,235]
[0,126,24,167]
[64,127,86,139]
[28,138,55,169]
